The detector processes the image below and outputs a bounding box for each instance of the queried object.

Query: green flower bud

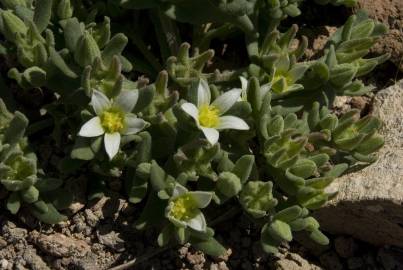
[240,181,277,218]
[217,172,241,198]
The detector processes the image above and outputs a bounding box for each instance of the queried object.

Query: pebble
[96,226,125,252]
[1,259,9,269]
[0,236,7,248]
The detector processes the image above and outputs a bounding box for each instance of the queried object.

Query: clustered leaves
[0,0,387,258]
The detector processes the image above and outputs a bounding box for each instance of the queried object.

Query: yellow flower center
[272,71,293,93]
[100,110,125,133]
[170,194,197,221]
[198,105,220,128]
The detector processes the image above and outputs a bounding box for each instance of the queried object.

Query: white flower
[78,90,148,160]
[239,76,271,101]
[165,183,213,232]
[181,79,249,145]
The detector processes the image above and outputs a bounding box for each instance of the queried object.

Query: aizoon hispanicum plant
[0,0,388,256]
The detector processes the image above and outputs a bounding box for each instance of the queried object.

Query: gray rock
[0,236,7,248]
[314,80,403,247]
[96,225,125,252]
[274,252,322,270]
[29,231,90,257]
[22,248,51,270]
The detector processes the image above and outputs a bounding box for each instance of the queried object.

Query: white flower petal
[123,114,148,135]
[211,88,242,115]
[114,90,139,113]
[172,183,188,198]
[181,103,199,123]
[104,132,121,160]
[187,211,207,232]
[197,79,211,107]
[217,116,249,130]
[78,117,104,137]
[91,90,111,115]
[240,76,248,91]
[190,191,212,208]
[200,127,219,145]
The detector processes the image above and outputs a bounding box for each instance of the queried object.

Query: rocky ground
[1,1,403,270]
[0,77,402,270]
[1,200,403,270]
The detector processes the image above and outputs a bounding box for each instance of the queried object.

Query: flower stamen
[100,110,125,133]
[170,194,197,221]
[198,105,220,128]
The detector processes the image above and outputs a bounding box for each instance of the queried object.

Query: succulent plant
[0,0,388,260]
[0,99,67,223]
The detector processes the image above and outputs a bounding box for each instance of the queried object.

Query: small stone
[274,252,322,270]
[29,231,90,257]
[22,248,51,270]
[3,226,28,243]
[90,194,126,220]
[217,262,229,270]
[0,236,7,248]
[186,251,205,266]
[334,237,358,258]
[319,251,343,270]
[217,248,232,262]
[70,256,99,270]
[96,225,125,252]
[350,96,368,111]
[84,209,99,227]
[347,257,364,269]
[1,259,9,269]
